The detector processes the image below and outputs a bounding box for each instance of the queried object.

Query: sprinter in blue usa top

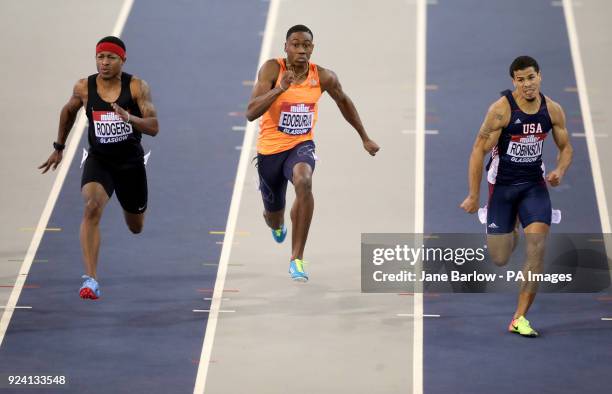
[460,56,573,337]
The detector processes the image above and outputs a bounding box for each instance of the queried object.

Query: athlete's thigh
[81,155,114,200]
[486,183,519,234]
[283,140,316,183]
[123,210,145,230]
[517,181,551,230]
[113,163,148,215]
[257,151,289,212]
[81,182,110,210]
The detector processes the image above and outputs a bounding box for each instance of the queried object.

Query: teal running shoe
[289,259,308,282]
[272,224,287,243]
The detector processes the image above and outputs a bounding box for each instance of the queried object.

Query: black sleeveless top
[487,89,553,185]
[85,72,144,165]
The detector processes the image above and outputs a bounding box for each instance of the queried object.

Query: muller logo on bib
[507,134,546,163]
[93,110,132,144]
[278,102,315,135]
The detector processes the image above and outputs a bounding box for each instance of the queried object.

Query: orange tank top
[257,58,322,155]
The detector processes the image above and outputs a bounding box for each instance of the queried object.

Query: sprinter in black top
[86,71,145,162]
[39,36,159,299]
[460,56,573,337]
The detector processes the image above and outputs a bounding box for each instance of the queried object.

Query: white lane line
[402,129,439,135]
[571,132,608,138]
[601,318,612,321]
[0,0,134,350]
[563,0,611,235]
[413,0,426,393]
[193,310,235,313]
[398,314,440,318]
[18,227,62,232]
[232,126,246,131]
[554,0,582,6]
[0,306,32,310]
[192,1,280,393]
[203,298,231,301]
[209,230,250,235]
[112,0,134,37]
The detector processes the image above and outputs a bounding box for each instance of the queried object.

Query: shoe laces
[81,275,97,285]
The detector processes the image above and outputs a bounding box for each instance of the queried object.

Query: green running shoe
[509,316,539,337]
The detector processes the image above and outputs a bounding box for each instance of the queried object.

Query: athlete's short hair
[286,25,313,41]
[509,56,539,78]
[97,36,126,51]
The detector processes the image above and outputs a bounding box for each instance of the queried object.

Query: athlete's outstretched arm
[319,67,379,156]
[546,100,573,187]
[460,100,507,213]
[246,60,294,121]
[112,78,159,136]
[38,79,86,174]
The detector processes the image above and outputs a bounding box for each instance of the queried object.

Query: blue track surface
[0,1,266,393]
[424,1,611,393]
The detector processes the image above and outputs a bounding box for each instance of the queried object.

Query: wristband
[53,142,65,151]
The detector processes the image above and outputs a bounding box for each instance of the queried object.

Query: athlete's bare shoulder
[315,65,339,93]
[259,58,281,79]
[489,96,510,116]
[316,64,333,80]
[68,78,88,108]
[476,96,509,143]
[262,58,281,69]
[127,76,157,117]
[74,78,87,98]
[487,96,511,125]
[129,75,148,96]
[315,64,329,74]
[544,96,565,124]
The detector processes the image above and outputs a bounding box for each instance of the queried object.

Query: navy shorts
[486,181,551,234]
[81,154,148,214]
[257,140,316,212]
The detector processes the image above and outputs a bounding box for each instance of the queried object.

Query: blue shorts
[257,140,316,212]
[486,181,551,234]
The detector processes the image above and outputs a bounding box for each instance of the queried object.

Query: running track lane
[0,1,267,393]
[424,1,611,393]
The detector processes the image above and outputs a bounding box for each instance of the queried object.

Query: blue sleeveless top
[487,89,553,185]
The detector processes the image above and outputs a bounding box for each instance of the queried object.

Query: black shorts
[486,180,551,234]
[257,140,316,212]
[81,154,148,214]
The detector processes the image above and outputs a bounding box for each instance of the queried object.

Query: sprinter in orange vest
[246,24,379,282]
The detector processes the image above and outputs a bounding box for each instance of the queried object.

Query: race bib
[92,111,132,144]
[277,103,315,135]
[506,134,545,163]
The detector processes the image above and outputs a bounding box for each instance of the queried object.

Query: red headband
[96,42,126,60]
